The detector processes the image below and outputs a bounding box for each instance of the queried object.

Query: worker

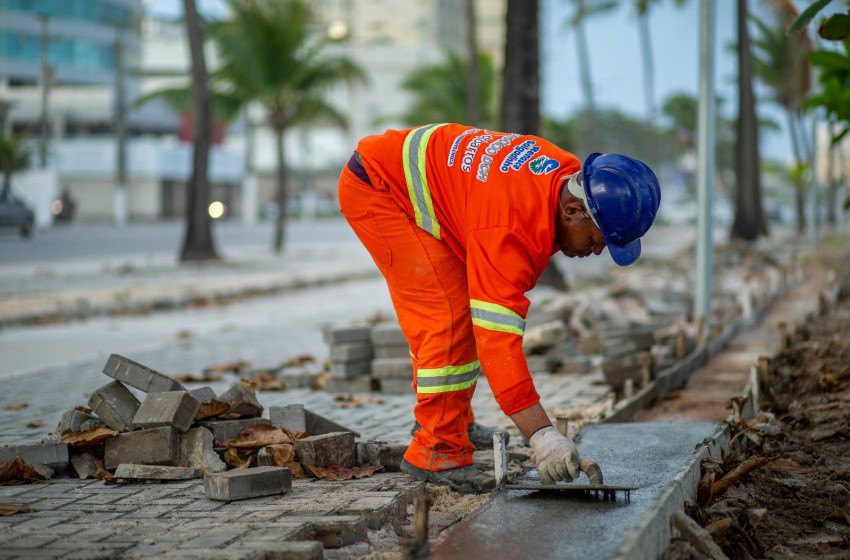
[338,124,660,493]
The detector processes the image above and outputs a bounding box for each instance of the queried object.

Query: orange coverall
[338,124,581,471]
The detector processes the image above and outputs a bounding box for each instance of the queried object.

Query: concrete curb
[0,268,380,331]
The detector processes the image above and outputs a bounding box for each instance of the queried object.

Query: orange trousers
[338,165,478,471]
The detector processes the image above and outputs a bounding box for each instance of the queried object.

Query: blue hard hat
[568,153,661,266]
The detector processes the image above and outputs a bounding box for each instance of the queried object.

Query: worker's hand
[529,426,580,484]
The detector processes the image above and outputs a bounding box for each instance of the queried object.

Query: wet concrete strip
[430,422,718,560]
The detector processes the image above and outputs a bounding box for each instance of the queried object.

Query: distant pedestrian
[338,124,660,492]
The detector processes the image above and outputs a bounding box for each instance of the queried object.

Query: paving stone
[218,384,263,417]
[324,377,378,394]
[247,540,323,560]
[303,514,368,548]
[204,467,292,501]
[188,386,218,403]
[371,358,413,380]
[178,427,227,473]
[374,343,411,359]
[522,320,568,353]
[269,404,360,437]
[371,322,407,346]
[79,419,104,432]
[58,408,98,434]
[256,447,274,467]
[323,325,373,344]
[103,353,186,393]
[133,391,201,433]
[526,354,557,374]
[356,441,406,472]
[70,452,99,479]
[0,442,69,472]
[377,378,412,394]
[341,495,404,529]
[104,427,179,470]
[114,464,199,480]
[294,432,356,477]
[329,341,374,363]
[277,366,325,389]
[329,359,372,379]
[559,355,592,374]
[87,380,141,432]
[198,418,271,444]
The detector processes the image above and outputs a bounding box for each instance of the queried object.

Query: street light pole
[694,0,716,333]
[38,14,50,168]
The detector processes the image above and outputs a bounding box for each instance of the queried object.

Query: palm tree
[0,134,32,198]
[398,50,496,129]
[180,0,218,261]
[210,0,366,252]
[750,3,812,232]
[732,0,768,241]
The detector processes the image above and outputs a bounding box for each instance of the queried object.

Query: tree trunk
[273,127,289,253]
[826,140,836,225]
[787,111,806,233]
[574,2,596,151]
[500,0,539,134]
[465,0,479,128]
[638,11,656,127]
[501,0,566,290]
[180,0,218,262]
[731,0,767,241]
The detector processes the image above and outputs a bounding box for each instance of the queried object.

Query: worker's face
[556,200,607,258]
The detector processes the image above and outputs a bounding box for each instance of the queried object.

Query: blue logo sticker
[528,155,559,175]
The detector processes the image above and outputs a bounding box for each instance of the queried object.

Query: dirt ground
[663,278,850,560]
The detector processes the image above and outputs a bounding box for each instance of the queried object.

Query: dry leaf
[222,424,292,450]
[25,421,44,428]
[293,431,310,439]
[231,455,255,470]
[75,405,92,414]
[310,371,330,391]
[235,379,258,393]
[172,372,223,383]
[251,372,288,392]
[2,403,28,411]
[194,399,231,421]
[93,460,115,484]
[308,461,383,481]
[282,354,316,367]
[0,503,34,516]
[334,395,384,409]
[0,458,43,486]
[61,425,118,447]
[177,329,194,340]
[266,444,296,466]
[204,360,250,375]
[284,461,306,478]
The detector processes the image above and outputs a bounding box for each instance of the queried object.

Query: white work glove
[529,425,581,484]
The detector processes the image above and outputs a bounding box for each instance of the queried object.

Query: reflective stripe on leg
[416,360,480,394]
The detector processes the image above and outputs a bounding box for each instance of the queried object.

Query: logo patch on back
[528,155,559,175]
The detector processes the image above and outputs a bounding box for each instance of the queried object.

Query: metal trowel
[492,430,637,500]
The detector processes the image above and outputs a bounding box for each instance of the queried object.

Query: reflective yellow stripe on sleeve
[416,360,480,394]
[469,299,526,336]
[402,123,448,239]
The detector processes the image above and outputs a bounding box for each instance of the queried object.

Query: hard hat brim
[606,238,641,267]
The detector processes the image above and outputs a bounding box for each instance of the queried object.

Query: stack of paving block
[596,325,658,390]
[324,325,377,393]
[522,318,570,374]
[370,322,413,394]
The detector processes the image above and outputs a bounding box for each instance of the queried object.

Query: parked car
[0,191,35,237]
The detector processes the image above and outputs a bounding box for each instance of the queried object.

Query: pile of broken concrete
[0,354,404,502]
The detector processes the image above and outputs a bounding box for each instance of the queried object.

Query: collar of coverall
[564,172,602,230]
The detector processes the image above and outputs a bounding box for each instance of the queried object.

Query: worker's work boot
[399,459,496,494]
[410,421,509,450]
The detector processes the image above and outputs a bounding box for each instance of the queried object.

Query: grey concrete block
[133,391,201,433]
[218,384,263,417]
[257,446,274,467]
[104,426,179,470]
[189,386,218,403]
[114,464,199,480]
[371,358,413,379]
[252,541,322,560]
[375,343,411,359]
[32,464,54,479]
[560,355,592,374]
[325,377,378,394]
[269,405,361,438]
[371,322,407,346]
[522,320,568,353]
[294,432,356,477]
[323,325,372,344]
[357,441,406,472]
[329,359,372,379]
[378,378,412,395]
[70,452,99,479]
[277,367,325,389]
[103,353,185,393]
[87,380,141,432]
[330,342,374,363]
[526,354,556,374]
[203,466,292,501]
[0,442,69,472]
[341,495,405,530]
[309,515,368,548]
[178,427,227,473]
[198,417,271,444]
[58,408,98,434]
[80,419,103,432]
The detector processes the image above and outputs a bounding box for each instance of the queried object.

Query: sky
[146,0,814,163]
